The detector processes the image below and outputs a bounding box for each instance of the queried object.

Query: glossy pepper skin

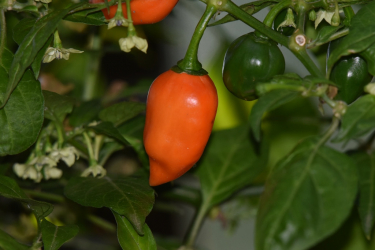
[329,39,373,104]
[222,32,285,101]
[90,0,179,25]
[144,70,218,186]
[273,9,297,36]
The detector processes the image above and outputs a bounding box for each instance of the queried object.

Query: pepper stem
[263,0,291,28]
[125,0,136,36]
[176,4,217,75]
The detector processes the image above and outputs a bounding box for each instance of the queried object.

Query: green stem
[0,8,6,68]
[317,115,339,147]
[94,135,104,161]
[223,1,289,47]
[83,132,96,165]
[296,5,306,33]
[83,29,101,100]
[54,121,65,148]
[321,92,336,108]
[125,0,136,36]
[25,190,65,203]
[291,47,323,77]
[176,4,217,74]
[306,27,349,49]
[263,0,291,28]
[53,30,62,49]
[87,214,116,232]
[185,201,209,248]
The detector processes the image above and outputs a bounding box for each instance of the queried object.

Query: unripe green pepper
[222,32,285,101]
[329,39,373,104]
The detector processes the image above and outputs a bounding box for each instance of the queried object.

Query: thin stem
[317,115,339,147]
[291,48,323,77]
[125,0,136,36]
[54,121,65,148]
[263,0,291,28]
[321,92,336,108]
[83,132,96,165]
[94,135,104,161]
[87,214,116,232]
[0,8,6,68]
[185,201,209,248]
[177,4,217,73]
[306,27,349,49]
[25,190,65,203]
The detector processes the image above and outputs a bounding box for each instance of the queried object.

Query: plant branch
[185,200,210,248]
[263,0,291,28]
[25,190,65,203]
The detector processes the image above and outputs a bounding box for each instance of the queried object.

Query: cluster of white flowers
[43,47,83,63]
[13,146,79,182]
[119,36,148,53]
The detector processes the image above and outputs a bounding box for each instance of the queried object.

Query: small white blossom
[44,167,63,180]
[43,47,83,63]
[29,155,57,170]
[81,165,107,178]
[108,17,129,30]
[119,36,148,53]
[13,164,43,182]
[365,83,375,95]
[50,146,79,167]
[315,10,335,29]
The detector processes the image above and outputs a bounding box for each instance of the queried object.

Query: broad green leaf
[64,176,155,235]
[99,102,146,127]
[31,35,53,79]
[327,1,375,75]
[335,95,375,142]
[113,211,157,250]
[250,90,299,141]
[1,2,85,108]
[256,138,357,250]
[43,91,75,123]
[64,10,107,25]
[69,99,101,127]
[0,48,13,72]
[12,17,37,45]
[360,42,375,76]
[197,125,267,208]
[41,220,79,250]
[255,73,333,96]
[352,152,375,239]
[89,122,130,145]
[0,175,53,221]
[0,70,44,156]
[0,229,29,250]
[306,25,346,49]
[208,0,277,27]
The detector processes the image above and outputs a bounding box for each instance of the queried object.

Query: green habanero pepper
[222,32,285,101]
[329,38,373,104]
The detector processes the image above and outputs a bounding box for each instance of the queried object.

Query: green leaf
[360,42,375,76]
[89,122,130,145]
[64,10,107,25]
[113,211,157,250]
[327,1,375,74]
[335,95,375,143]
[307,25,346,49]
[255,138,358,250]
[208,0,277,27]
[250,90,299,141]
[0,48,13,72]
[1,2,85,108]
[99,102,146,127]
[64,176,155,235]
[12,17,37,45]
[0,175,53,221]
[31,35,53,79]
[69,99,101,127]
[0,69,44,156]
[43,90,75,123]
[196,125,267,208]
[41,220,79,250]
[0,229,29,250]
[351,152,375,239]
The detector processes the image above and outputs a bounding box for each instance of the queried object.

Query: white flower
[108,17,129,30]
[365,83,375,95]
[29,155,57,170]
[13,163,43,182]
[43,47,83,63]
[35,0,52,3]
[315,10,335,29]
[81,165,107,178]
[44,167,63,180]
[119,36,148,53]
[50,146,79,167]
